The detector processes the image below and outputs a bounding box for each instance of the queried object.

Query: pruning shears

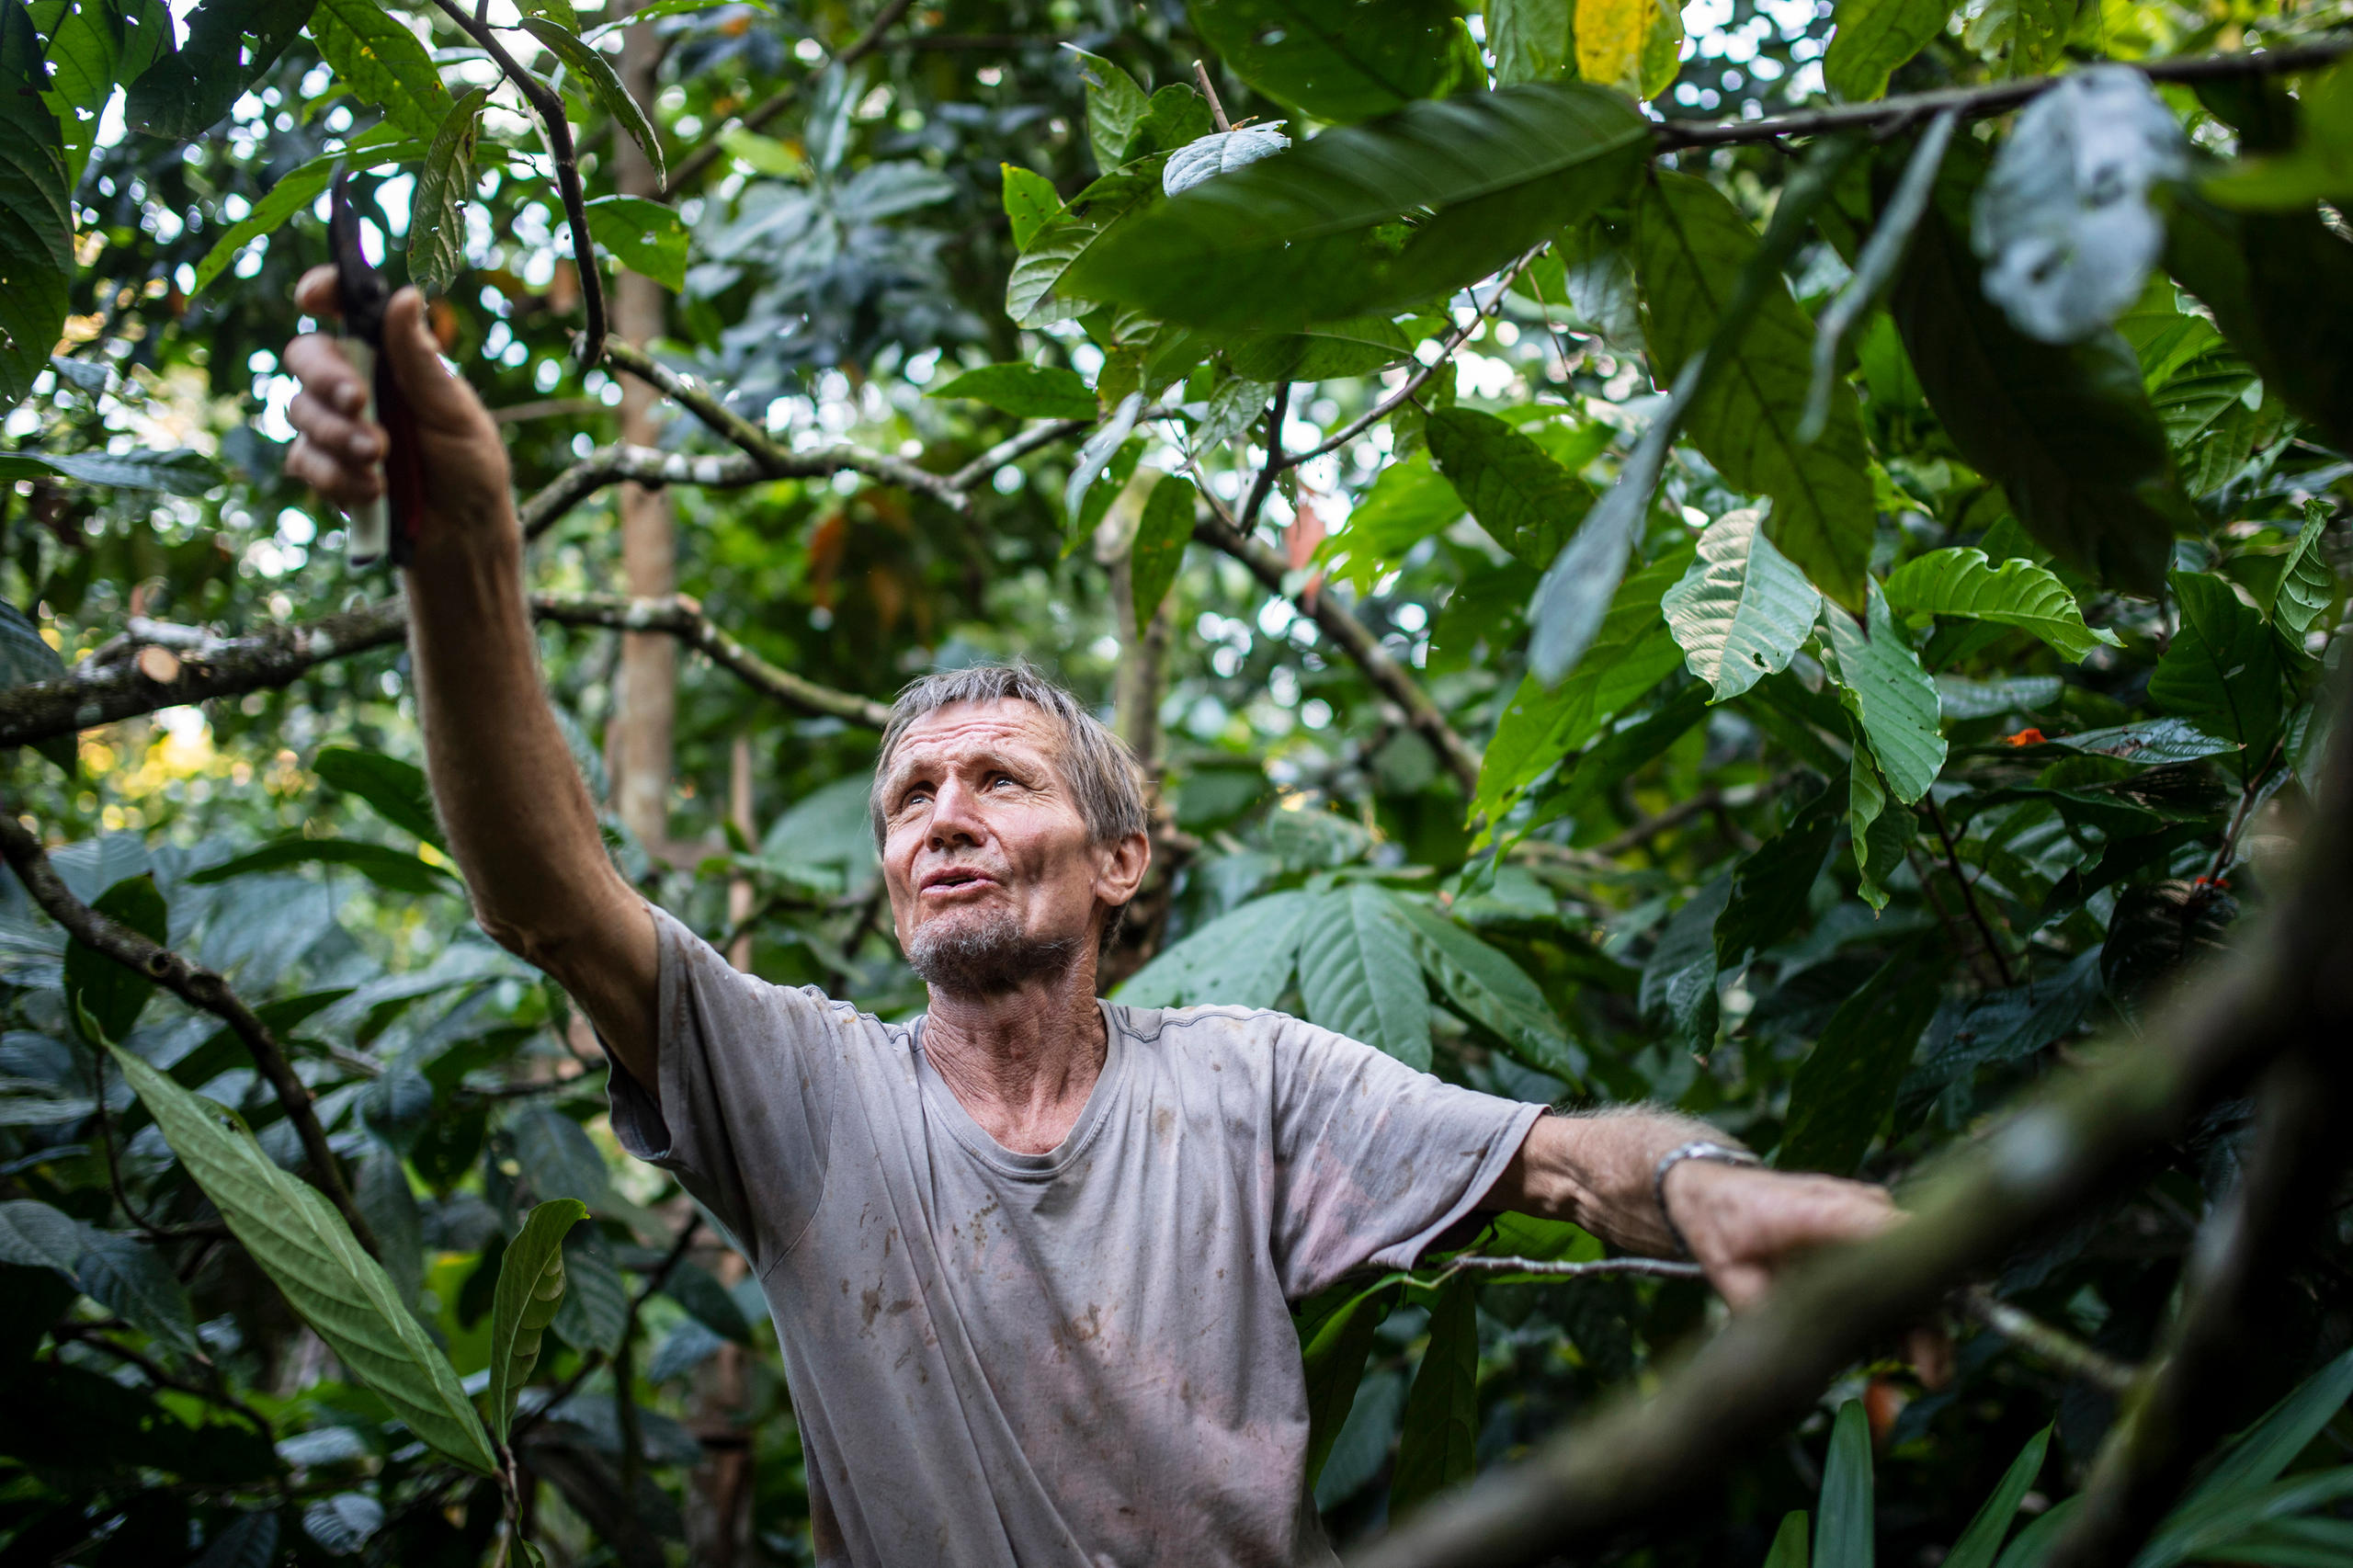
[329,169,425,567]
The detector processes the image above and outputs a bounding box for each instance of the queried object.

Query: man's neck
[921,958,1108,1156]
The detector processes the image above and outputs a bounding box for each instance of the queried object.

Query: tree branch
[656,0,915,199]
[1958,1286,2139,1398]
[529,593,892,727]
[1653,38,2353,151]
[599,340,971,511]
[1191,510,1483,795]
[517,443,764,540]
[1347,670,2353,1568]
[0,814,379,1256]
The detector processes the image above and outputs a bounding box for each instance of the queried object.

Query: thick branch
[1192,512,1483,795]
[1347,671,2353,1568]
[945,416,1098,494]
[1654,38,2353,150]
[600,340,971,511]
[518,443,764,540]
[0,814,378,1255]
[530,594,892,728]
[656,0,914,199]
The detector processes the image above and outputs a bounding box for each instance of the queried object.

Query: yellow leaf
[1576,0,1648,93]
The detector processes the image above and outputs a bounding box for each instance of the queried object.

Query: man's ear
[1095,830,1151,909]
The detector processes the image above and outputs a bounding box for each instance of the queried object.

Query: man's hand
[1663,1159,1899,1309]
[282,267,515,549]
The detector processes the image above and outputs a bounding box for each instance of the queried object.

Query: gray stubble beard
[905,907,1081,997]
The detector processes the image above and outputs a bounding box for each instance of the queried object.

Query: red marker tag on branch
[329,170,425,568]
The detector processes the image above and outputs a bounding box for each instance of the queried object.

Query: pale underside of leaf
[1662,506,1822,700]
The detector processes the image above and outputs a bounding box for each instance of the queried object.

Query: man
[281,276,1898,1566]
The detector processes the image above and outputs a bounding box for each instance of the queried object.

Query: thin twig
[1923,794,2016,988]
[1444,1256,1709,1281]
[1958,1286,2138,1396]
[1193,60,1232,133]
[0,814,378,1255]
[51,1322,276,1438]
[426,0,608,364]
[530,593,892,726]
[657,0,915,198]
[1238,381,1290,533]
[2205,739,2285,882]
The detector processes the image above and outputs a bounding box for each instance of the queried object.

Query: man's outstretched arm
[1483,1107,1899,1307]
[282,270,658,1085]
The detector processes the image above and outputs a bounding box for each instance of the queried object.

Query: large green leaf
[314,745,446,848]
[1427,408,1595,572]
[1067,48,1149,171]
[2147,571,2284,780]
[1005,167,1161,327]
[1115,889,1312,1010]
[410,89,491,294]
[1779,949,1943,1175]
[1297,884,1432,1069]
[0,4,72,419]
[2159,1346,2353,1539]
[1490,0,1573,85]
[192,129,419,294]
[77,1231,201,1358]
[1715,784,1839,969]
[1130,474,1197,626]
[1638,873,1729,1050]
[2166,196,2353,456]
[517,17,663,187]
[107,1045,495,1472]
[1189,0,1470,122]
[1390,895,1582,1084]
[1945,1426,2050,1568]
[2271,508,2335,646]
[1822,585,1946,805]
[1065,84,1651,331]
[1320,451,1466,594]
[1823,0,1949,101]
[124,0,317,138]
[308,0,449,142]
[1887,163,2181,596]
[1815,1399,1875,1568]
[2,447,225,494]
[1229,316,1415,383]
[1768,1513,1813,1568]
[188,837,454,896]
[1635,170,1875,608]
[1662,507,1822,702]
[1883,548,2122,662]
[1300,1279,1398,1485]
[585,194,686,291]
[929,363,1097,421]
[33,0,167,187]
[1473,545,1692,828]
[550,1223,626,1355]
[1388,1274,1478,1517]
[1000,163,1061,251]
[486,1199,585,1445]
[66,874,168,1046]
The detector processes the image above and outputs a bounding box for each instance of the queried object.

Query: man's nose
[925,777,986,846]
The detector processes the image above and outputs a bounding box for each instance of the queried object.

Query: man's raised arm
[281,271,659,1085]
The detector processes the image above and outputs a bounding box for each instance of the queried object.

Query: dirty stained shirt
[606,906,1543,1568]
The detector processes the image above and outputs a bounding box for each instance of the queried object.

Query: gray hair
[868,663,1148,852]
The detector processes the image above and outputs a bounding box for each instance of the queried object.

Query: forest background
[3,0,2353,1562]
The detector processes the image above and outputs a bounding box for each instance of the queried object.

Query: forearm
[1485,1104,1732,1257]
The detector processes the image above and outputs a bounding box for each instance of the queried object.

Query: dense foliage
[2,0,2351,1561]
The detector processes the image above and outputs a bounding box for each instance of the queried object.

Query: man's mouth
[919,868,1001,897]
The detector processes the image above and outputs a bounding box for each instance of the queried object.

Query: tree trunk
[605,15,676,858]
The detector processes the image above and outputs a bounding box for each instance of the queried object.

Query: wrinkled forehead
[884,699,1068,783]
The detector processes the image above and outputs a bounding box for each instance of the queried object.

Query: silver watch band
[1652,1140,1762,1260]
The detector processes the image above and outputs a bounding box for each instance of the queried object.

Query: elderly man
[281,278,1896,1566]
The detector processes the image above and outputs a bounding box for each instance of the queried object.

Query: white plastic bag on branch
[1973,66,2189,343]
[1163,126,1291,197]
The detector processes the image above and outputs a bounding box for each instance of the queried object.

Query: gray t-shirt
[607,906,1542,1568]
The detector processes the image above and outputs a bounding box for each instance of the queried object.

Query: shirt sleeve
[601,903,846,1269]
[1267,1017,1545,1299]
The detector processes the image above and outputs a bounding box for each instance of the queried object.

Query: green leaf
[929,363,1097,421]
[1134,85,1215,160]
[188,837,454,896]
[1066,392,1145,524]
[308,0,450,142]
[1427,408,1596,572]
[65,873,168,1045]
[1300,1278,1398,1485]
[1391,895,1583,1084]
[1389,1273,1478,1517]
[6,447,224,495]
[1190,0,1469,122]
[314,745,445,847]
[1006,167,1161,328]
[1663,507,1823,702]
[1883,548,2122,662]
[1715,784,1839,969]
[409,87,490,294]
[585,193,687,290]
[2147,571,2284,780]
[1320,451,1466,595]
[1779,949,1942,1174]
[1066,47,1149,172]
[1824,0,1949,101]
[550,1223,626,1355]
[486,1198,586,1445]
[77,1232,201,1358]
[1475,545,1692,826]
[33,0,165,187]
[1638,873,1728,1049]
[517,17,663,188]
[124,0,316,139]
[1640,0,1685,99]
[517,0,580,32]
[0,1197,92,1274]
[2165,197,2353,458]
[2165,1346,2353,1531]
[1635,170,1875,608]
[1230,316,1415,383]
[1131,474,1197,626]
[1000,164,1061,252]
[1297,884,1432,1069]
[193,128,419,294]
[1889,160,2180,596]
[1944,1426,2050,1568]
[107,1044,495,1472]
[2271,507,2334,645]
[1066,84,1651,331]
[1816,1399,1875,1568]
[1822,585,1946,805]
[1768,1512,1813,1568]
[2200,61,2353,212]
[1114,889,1311,1010]
[0,4,74,420]
[1490,0,1573,85]
[662,1257,753,1343]
[1574,0,1647,93]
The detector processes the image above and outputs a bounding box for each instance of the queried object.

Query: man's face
[879,699,1142,995]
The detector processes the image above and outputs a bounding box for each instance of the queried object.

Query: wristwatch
[1652,1140,1761,1260]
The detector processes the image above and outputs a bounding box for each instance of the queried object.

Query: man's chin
[906,910,1078,995]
